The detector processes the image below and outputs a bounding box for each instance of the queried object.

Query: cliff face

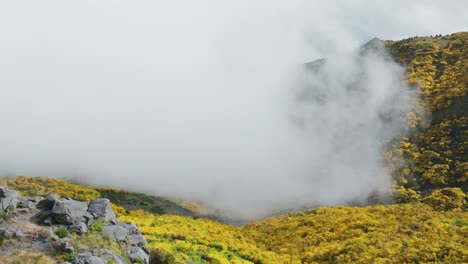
[0,185,150,264]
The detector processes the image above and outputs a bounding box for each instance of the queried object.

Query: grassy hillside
[1,32,467,263]
[244,204,467,263]
[4,176,467,263]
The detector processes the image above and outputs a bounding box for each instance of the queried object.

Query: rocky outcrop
[0,186,150,264]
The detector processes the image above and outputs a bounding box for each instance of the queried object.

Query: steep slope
[385,32,467,203]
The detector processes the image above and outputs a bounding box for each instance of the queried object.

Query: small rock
[31,241,53,251]
[69,222,88,234]
[27,196,43,202]
[75,252,106,264]
[127,234,147,247]
[20,242,32,248]
[100,252,127,264]
[7,211,18,217]
[142,246,151,254]
[82,212,95,226]
[127,246,149,264]
[122,222,140,235]
[3,229,14,238]
[14,230,30,238]
[18,200,37,209]
[16,208,30,214]
[60,241,75,253]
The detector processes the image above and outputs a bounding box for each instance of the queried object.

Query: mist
[0,1,467,220]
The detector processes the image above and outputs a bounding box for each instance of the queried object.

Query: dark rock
[75,252,106,264]
[142,246,151,254]
[127,234,147,247]
[31,210,55,225]
[82,212,95,226]
[36,193,58,210]
[127,246,149,264]
[88,198,116,221]
[69,222,88,234]
[60,241,75,253]
[51,199,88,225]
[103,225,128,242]
[16,208,30,214]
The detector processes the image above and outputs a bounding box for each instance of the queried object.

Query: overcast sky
[0,1,466,219]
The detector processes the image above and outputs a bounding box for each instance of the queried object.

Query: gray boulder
[75,252,106,264]
[51,199,88,225]
[127,246,149,264]
[103,225,128,242]
[36,193,58,210]
[88,198,116,220]
[0,197,18,211]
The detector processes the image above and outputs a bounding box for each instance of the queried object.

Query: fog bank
[0,1,467,219]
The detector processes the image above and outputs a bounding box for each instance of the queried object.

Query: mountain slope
[1,32,467,264]
[385,32,467,203]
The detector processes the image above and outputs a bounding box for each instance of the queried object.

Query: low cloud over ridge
[0,1,467,219]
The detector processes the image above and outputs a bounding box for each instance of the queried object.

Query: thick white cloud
[0,1,466,220]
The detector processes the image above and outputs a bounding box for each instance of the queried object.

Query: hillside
[385,32,467,203]
[0,32,467,264]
